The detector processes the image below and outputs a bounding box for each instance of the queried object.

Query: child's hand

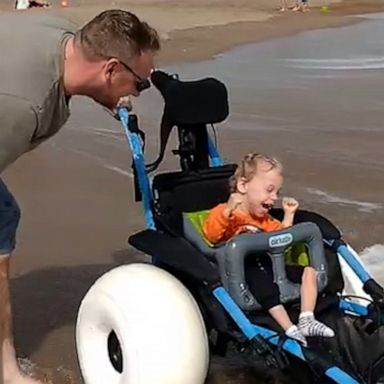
[224,192,244,216]
[282,197,299,214]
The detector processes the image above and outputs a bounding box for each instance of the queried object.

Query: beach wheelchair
[75,70,384,384]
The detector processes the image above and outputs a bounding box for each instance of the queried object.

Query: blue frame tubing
[335,242,371,284]
[207,133,223,166]
[332,240,384,306]
[339,299,368,316]
[118,107,156,230]
[213,287,360,384]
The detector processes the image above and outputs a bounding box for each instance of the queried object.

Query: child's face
[238,163,283,218]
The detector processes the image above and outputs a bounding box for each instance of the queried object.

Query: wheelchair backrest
[147,71,230,173]
[152,164,236,233]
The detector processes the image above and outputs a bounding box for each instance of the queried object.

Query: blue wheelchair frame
[119,106,378,384]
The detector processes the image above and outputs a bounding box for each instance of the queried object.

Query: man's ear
[237,177,248,194]
[104,58,119,82]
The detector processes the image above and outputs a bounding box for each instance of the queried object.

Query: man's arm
[0,95,38,173]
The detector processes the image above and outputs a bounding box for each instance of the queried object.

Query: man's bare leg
[0,256,43,384]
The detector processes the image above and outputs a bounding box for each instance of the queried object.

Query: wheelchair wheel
[76,263,209,384]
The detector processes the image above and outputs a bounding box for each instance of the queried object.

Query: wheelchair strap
[146,112,173,173]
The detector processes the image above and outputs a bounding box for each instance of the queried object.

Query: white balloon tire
[76,263,210,384]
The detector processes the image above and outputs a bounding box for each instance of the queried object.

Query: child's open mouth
[262,203,273,210]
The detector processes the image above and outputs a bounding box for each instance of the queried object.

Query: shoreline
[2,0,383,67]
[157,0,384,65]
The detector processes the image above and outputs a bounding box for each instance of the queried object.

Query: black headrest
[151,70,229,125]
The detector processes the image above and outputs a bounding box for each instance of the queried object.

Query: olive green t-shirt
[0,13,77,172]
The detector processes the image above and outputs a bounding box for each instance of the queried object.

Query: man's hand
[117,96,133,111]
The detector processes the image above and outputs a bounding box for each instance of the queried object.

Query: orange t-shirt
[202,203,283,244]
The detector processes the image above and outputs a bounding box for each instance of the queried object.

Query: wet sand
[0,0,383,383]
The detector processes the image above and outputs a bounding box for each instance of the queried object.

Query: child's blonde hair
[229,153,283,193]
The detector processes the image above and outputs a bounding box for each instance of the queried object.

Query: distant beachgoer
[14,0,50,10]
[293,0,309,12]
[279,0,289,11]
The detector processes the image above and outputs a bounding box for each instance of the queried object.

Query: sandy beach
[0,0,383,382]
[2,0,384,64]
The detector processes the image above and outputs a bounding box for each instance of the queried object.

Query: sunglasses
[118,60,151,93]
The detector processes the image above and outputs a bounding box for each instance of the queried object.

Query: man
[0,9,160,383]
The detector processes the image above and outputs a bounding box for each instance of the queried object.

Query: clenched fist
[224,192,244,216]
[282,197,299,214]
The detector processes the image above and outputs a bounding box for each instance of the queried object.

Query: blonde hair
[229,153,283,193]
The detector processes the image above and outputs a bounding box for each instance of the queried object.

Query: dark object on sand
[14,0,50,10]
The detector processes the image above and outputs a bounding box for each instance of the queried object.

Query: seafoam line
[57,146,134,178]
[306,188,382,213]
